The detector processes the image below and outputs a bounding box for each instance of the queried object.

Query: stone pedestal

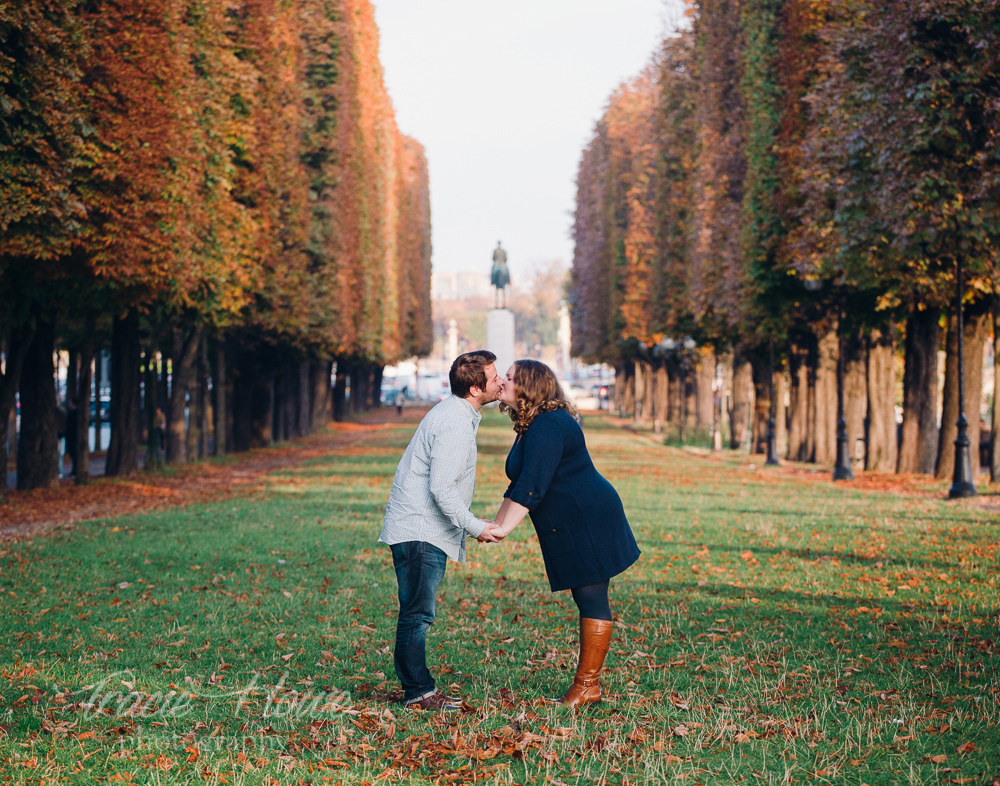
[447,319,458,362]
[486,308,515,378]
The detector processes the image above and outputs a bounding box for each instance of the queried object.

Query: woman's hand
[494,500,529,539]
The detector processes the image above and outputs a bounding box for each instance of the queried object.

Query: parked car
[416,374,450,402]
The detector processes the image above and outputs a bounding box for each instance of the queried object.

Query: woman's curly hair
[499,359,581,435]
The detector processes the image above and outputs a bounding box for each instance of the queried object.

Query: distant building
[431,271,493,301]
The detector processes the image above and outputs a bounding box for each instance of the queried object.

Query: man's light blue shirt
[379,395,487,562]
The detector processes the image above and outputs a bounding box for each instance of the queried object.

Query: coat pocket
[536,522,575,555]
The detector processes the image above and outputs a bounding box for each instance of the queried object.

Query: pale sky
[372,0,684,282]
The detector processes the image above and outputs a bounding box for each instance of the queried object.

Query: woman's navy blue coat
[504,408,640,591]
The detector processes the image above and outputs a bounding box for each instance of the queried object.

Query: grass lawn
[1,409,998,785]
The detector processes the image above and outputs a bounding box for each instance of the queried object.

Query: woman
[492,359,640,707]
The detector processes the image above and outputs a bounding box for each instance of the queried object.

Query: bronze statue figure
[491,241,510,308]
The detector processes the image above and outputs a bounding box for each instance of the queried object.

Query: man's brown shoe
[404,689,462,711]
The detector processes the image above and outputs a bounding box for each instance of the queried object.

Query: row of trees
[0,0,432,494]
[570,0,1000,476]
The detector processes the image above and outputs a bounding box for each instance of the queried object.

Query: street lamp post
[765,340,779,466]
[949,256,977,498]
[833,303,854,481]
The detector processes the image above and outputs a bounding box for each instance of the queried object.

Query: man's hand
[476,520,499,543]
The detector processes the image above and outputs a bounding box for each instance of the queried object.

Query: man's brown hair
[449,350,497,398]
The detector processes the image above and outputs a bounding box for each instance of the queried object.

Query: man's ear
[467,385,483,399]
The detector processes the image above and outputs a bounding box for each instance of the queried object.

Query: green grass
[1,409,999,785]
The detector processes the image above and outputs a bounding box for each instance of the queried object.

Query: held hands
[475,520,507,543]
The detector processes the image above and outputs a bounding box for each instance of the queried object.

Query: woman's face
[498,365,518,407]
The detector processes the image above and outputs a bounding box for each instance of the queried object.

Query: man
[378,351,502,710]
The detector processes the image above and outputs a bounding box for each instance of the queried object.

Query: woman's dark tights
[570,580,611,621]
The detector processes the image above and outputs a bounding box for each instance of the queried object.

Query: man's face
[477,363,501,404]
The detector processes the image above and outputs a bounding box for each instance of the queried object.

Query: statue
[490,241,510,308]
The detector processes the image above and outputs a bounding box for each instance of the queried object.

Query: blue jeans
[390,541,448,702]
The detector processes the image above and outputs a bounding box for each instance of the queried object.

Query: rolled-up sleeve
[507,417,564,512]
[428,429,486,538]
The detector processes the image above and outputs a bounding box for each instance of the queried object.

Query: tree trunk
[144,345,161,470]
[76,319,94,484]
[651,361,668,433]
[17,314,59,490]
[356,363,370,412]
[251,362,273,449]
[937,301,989,479]
[649,361,660,433]
[843,330,866,467]
[684,362,697,435]
[787,340,810,461]
[667,361,682,424]
[634,360,650,422]
[775,367,788,458]
[621,362,636,417]
[198,334,209,457]
[717,352,733,450]
[814,324,838,465]
[865,325,898,472]
[299,361,312,435]
[349,362,362,413]
[695,348,714,427]
[371,365,383,409]
[333,359,347,422]
[966,302,988,477]
[166,324,204,463]
[313,359,332,427]
[730,355,752,450]
[186,347,202,459]
[937,311,959,479]
[805,342,817,462]
[214,339,227,456]
[106,310,142,477]
[66,348,78,406]
[751,353,770,454]
[898,306,940,474]
[286,355,298,438]
[273,359,287,443]
[993,298,1000,482]
[0,323,34,495]
[231,342,252,453]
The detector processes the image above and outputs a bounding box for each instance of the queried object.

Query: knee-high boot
[558,617,613,707]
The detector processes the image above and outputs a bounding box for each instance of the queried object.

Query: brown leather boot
[558,618,613,707]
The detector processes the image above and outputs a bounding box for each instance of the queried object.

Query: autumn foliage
[0,0,432,488]
[570,0,1000,475]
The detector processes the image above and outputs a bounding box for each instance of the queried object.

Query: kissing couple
[378,350,640,711]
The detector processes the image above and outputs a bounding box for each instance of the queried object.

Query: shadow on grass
[624,578,993,623]
[662,538,969,571]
